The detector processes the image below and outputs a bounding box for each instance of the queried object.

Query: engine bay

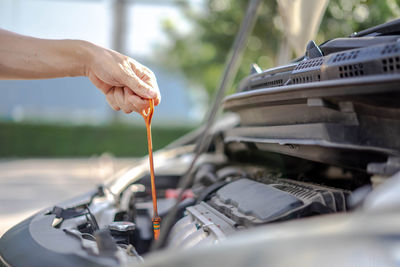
[39,144,371,265]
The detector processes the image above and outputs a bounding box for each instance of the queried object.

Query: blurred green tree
[157,0,399,99]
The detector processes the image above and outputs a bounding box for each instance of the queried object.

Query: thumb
[126,73,158,99]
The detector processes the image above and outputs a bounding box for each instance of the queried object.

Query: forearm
[0,28,92,79]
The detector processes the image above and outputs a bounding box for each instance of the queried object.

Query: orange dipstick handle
[141,99,161,240]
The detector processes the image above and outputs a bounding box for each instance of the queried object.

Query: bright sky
[0,0,109,46]
[126,3,191,56]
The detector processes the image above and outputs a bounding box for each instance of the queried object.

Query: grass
[0,121,194,157]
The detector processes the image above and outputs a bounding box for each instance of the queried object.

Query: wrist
[70,40,96,77]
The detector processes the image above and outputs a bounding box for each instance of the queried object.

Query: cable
[151,0,263,250]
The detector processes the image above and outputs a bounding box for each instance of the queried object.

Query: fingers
[124,70,158,99]
[114,87,131,113]
[125,59,161,105]
[124,87,148,114]
[114,86,138,114]
[105,87,120,111]
[105,86,150,114]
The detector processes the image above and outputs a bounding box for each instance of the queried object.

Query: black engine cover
[209,178,348,226]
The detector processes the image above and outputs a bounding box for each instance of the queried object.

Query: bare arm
[0,28,160,114]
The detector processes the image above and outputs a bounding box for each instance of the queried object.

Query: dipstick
[141,99,161,240]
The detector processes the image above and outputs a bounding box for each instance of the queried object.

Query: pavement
[0,156,135,237]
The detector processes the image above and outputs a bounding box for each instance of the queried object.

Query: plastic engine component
[209,178,348,226]
[212,179,303,223]
[168,202,236,249]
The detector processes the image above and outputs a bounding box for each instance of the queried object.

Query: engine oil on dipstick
[141,99,161,240]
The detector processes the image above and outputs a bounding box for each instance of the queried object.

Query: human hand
[84,44,161,114]
[0,30,160,113]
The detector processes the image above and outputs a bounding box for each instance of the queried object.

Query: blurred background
[0,0,398,235]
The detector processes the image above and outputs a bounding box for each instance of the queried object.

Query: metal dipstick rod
[141,99,161,240]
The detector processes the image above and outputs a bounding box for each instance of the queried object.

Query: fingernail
[148,91,157,98]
